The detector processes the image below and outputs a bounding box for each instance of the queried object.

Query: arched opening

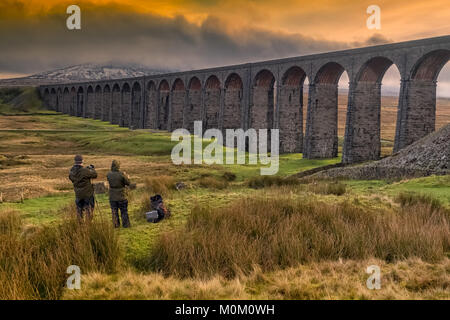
[396,49,450,151]
[102,85,111,122]
[204,75,221,130]
[146,81,157,129]
[380,65,401,156]
[70,87,77,116]
[43,89,50,108]
[94,85,102,120]
[56,88,62,112]
[305,62,346,159]
[121,83,131,127]
[280,66,307,153]
[131,82,141,129]
[251,69,275,130]
[158,80,170,130]
[171,78,185,130]
[436,62,450,130]
[343,57,399,163]
[251,69,276,152]
[224,73,243,131]
[63,88,70,114]
[187,77,202,132]
[111,84,121,125]
[86,86,94,118]
[77,87,85,117]
[50,88,57,110]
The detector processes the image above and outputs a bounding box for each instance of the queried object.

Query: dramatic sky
[1,0,449,94]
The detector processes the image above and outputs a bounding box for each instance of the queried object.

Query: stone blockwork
[278,84,303,153]
[304,83,338,158]
[102,85,111,122]
[40,36,450,164]
[145,83,157,129]
[342,82,382,164]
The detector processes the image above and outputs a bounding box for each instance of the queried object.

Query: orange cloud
[16,0,450,42]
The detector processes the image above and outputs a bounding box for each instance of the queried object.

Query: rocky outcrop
[308,124,450,180]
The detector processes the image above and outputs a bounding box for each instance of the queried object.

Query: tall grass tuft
[149,195,450,279]
[247,176,300,189]
[0,210,121,300]
[144,175,176,197]
[308,181,347,196]
[395,192,442,211]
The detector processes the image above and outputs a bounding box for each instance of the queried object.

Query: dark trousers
[110,200,130,228]
[75,196,95,220]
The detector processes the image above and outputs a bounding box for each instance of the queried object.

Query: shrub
[198,176,228,190]
[222,171,237,182]
[144,175,176,196]
[0,210,121,300]
[247,176,300,189]
[148,195,450,279]
[308,181,347,196]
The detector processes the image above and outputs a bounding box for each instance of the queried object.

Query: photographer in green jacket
[69,155,97,220]
[107,160,131,228]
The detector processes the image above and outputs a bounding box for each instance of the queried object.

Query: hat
[74,155,83,165]
[111,160,120,171]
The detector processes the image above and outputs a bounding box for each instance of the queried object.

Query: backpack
[145,194,171,223]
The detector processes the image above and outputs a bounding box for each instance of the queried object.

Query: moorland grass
[148,194,450,278]
[0,209,121,300]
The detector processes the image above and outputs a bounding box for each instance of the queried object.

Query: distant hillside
[0,64,174,87]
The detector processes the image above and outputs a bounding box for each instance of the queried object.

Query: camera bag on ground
[145,194,171,223]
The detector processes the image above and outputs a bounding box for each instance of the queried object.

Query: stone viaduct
[40,35,450,164]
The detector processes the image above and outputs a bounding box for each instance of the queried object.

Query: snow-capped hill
[0,64,174,87]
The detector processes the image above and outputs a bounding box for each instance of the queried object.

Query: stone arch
[111,83,121,125]
[279,66,307,153]
[411,49,450,81]
[121,83,131,127]
[204,75,221,130]
[394,49,450,151]
[223,73,243,131]
[158,80,170,130]
[304,62,347,158]
[86,85,95,118]
[94,85,102,120]
[186,76,202,132]
[251,69,275,132]
[131,82,142,129]
[102,84,111,122]
[356,57,395,83]
[343,57,400,163]
[314,62,346,84]
[171,78,185,130]
[145,81,157,129]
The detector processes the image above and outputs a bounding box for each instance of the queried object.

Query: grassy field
[0,88,449,300]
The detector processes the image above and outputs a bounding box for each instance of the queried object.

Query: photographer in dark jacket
[69,155,97,220]
[107,160,131,228]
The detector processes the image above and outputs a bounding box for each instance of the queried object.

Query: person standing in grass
[107,160,131,228]
[69,155,97,220]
